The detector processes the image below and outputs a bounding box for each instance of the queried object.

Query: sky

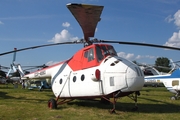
[1,0,180,70]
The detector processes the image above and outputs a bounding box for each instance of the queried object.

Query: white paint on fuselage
[24,56,144,98]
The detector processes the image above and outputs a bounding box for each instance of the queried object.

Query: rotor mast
[67,3,104,46]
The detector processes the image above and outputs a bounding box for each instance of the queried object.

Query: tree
[155,57,171,73]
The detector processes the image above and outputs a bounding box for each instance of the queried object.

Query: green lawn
[0,84,180,120]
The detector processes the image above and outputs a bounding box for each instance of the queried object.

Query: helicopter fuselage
[23,44,144,99]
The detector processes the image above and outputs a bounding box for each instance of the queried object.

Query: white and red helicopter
[1,3,180,113]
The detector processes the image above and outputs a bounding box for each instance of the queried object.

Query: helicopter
[1,3,180,113]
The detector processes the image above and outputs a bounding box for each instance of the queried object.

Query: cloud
[48,22,78,43]
[117,52,157,61]
[46,61,59,66]
[174,10,180,28]
[48,29,78,43]
[165,15,174,23]
[0,21,4,25]
[164,30,180,47]
[165,10,180,47]
[117,52,134,60]
[62,22,70,28]
[165,10,180,28]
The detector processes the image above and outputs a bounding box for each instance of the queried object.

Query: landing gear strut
[101,93,118,114]
[48,96,74,109]
[128,91,140,111]
[170,91,179,100]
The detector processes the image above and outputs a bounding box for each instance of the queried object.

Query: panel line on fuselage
[51,62,68,86]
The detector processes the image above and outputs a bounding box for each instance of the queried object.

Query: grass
[0,84,180,120]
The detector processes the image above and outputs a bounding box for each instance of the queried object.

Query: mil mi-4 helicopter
[1,3,180,113]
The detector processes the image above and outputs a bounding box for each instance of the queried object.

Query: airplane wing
[67,3,104,42]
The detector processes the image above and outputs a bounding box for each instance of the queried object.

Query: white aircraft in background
[143,59,176,87]
[145,67,180,100]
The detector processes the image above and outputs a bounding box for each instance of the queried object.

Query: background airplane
[145,67,180,100]
[142,59,176,87]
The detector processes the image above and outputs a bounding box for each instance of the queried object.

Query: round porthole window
[59,78,63,84]
[81,74,85,81]
[73,76,76,82]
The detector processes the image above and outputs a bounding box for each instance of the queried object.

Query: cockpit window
[107,46,117,56]
[96,46,104,62]
[87,48,94,62]
[101,45,109,56]
[84,51,88,58]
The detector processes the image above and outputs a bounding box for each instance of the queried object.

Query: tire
[170,96,176,100]
[48,98,57,109]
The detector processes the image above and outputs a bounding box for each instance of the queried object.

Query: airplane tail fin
[6,48,17,78]
[17,64,25,78]
[6,48,25,78]
[168,59,177,74]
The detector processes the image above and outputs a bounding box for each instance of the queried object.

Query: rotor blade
[67,3,103,42]
[0,65,10,69]
[0,41,77,56]
[13,48,17,62]
[99,40,180,51]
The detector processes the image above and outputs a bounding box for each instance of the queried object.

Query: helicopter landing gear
[170,96,177,100]
[101,93,118,114]
[128,91,140,111]
[48,97,74,109]
[170,91,179,100]
[48,98,57,109]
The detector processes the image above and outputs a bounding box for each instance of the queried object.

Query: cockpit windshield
[95,45,117,62]
[107,45,117,56]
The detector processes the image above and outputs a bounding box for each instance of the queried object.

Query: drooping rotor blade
[20,64,48,71]
[99,40,180,51]
[0,41,78,56]
[21,64,48,68]
[0,65,9,69]
[67,3,103,42]
[13,48,17,62]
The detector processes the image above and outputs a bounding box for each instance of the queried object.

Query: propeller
[1,39,180,57]
[99,40,180,51]
[0,41,81,56]
[0,65,9,70]
[1,3,180,56]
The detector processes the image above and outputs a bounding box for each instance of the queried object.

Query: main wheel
[170,96,176,100]
[48,98,57,109]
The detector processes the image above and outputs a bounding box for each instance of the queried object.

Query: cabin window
[88,48,94,62]
[96,46,104,62]
[172,80,179,86]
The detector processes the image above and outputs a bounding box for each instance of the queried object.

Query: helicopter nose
[125,65,144,91]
